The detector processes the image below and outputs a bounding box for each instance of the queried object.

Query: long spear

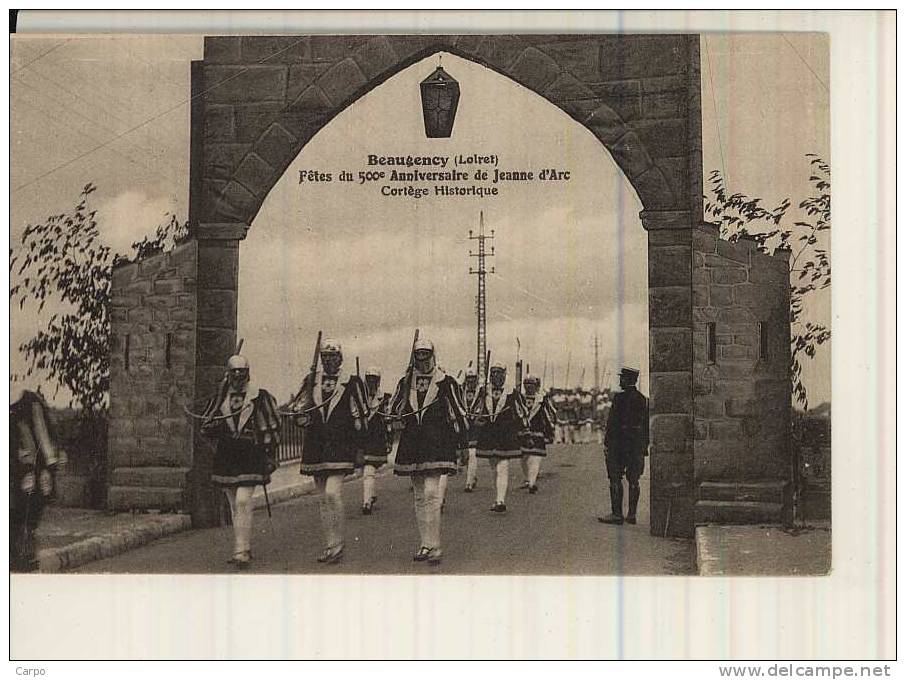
[389,329,419,463]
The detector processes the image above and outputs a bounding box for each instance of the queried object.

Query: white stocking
[363,464,376,504]
[224,486,254,555]
[493,459,509,504]
[527,455,542,486]
[316,474,345,550]
[421,474,442,550]
[412,474,427,547]
[466,448,478,485]
[438,473,448,504]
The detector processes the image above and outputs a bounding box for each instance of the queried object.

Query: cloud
[237,52,651,402]
[96,189,177,256]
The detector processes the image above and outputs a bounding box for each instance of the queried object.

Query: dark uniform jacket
[474,385,527,456]
[520,390,557,455]
[201,383,281,486]
[295,371,368,475]
[361,392,392,465]
[604,387,649,457]
[390,368,468,475]
[459,385,480,449]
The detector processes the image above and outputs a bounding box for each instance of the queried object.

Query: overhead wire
[13,36,309,194]
[12,78,178,186]
[780,34,829,93]
[11,38,72,76]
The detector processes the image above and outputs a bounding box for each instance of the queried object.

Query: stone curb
[38,514,193,573]
[38,465,391,572]
[694,526,723,575]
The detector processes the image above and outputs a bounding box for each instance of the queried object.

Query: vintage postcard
[7,11,894,662]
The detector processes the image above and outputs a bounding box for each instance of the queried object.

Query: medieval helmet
[320,338,342,357]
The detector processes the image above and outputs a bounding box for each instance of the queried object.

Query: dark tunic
[475,386,527,460]
[551,392,568,426]
[579,394,595,424]
[361,392,392,467]
[203,386,281,488]
[520,391,556,456]
[604,387,649,480]
[458,386,480,451]
[566,396,581,426]
[297,373,368,476]
[10,391,60,573]
[594,395,610,429]
[391,369,468,476]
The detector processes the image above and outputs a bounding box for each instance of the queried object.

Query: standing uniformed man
[598,366,649,525]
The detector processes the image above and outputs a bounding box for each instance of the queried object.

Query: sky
[9,33,830,405]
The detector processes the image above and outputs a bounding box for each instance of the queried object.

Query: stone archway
[185,34,703,536]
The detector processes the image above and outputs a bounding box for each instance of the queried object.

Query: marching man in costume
[519,374,556,494]
[579,388,595,444]
[293,339,368,563]
[201,354,281,569]
[360,366,392,515]
[594,391,610,444]
[566,389,581,444]
[550,388,568,444]
[459,366,481,492]
[389,338,467,565]
[474,362,527,513]
[598,366,649,526]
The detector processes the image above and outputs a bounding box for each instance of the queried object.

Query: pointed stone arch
[190,34,700,228]
[183,34,704,536]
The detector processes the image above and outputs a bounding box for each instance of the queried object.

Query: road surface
[76,443,694,575]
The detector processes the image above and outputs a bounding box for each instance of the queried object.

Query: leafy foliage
[704,155,831,409]
[10,184,188,412]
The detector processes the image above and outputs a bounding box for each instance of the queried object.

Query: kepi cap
[620,366,640,381]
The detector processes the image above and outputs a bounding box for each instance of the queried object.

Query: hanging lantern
[420,65,460,138]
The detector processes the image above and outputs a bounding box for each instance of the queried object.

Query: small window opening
[124,334,131,371]
[707,323,717,364]
[759,321,769,360]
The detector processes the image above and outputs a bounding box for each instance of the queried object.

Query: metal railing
[277,413,304,463]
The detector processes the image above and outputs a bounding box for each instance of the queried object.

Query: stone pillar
[187,223,248,528]
[641,209,695,538]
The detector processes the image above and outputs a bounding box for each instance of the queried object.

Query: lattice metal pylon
[469,211,495,379]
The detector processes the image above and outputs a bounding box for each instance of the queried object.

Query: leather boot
[627,483,640,524]
[610,480,624,518]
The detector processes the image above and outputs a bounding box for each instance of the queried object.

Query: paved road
[76,443,694,575]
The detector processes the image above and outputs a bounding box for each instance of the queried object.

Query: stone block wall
[108,241,198,511]
[645,220,695,537]
[191,35,700,227]
[692,224,792,503]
